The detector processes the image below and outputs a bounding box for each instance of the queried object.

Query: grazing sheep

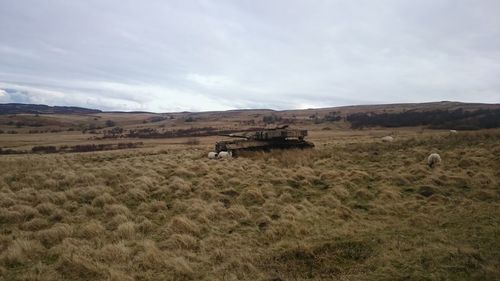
[381,136,394,142]
[217,151,232,159]
[449,130,458,134]
[207,152,218,159]
[427,153,441,168]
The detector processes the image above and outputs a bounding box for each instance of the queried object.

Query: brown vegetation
[0,129,498,280]
[0,142,143,155]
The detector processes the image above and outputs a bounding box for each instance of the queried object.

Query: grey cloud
[0,0,499,112]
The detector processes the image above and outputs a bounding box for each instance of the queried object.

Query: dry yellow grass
[0,129,499,280]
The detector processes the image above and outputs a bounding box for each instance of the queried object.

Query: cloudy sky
[0,0,499,112]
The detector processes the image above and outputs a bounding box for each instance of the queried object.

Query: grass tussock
[0,129,498,280]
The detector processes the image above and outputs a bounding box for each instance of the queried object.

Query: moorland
[0,101,499,280]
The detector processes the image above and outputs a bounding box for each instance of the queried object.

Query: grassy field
[0,128,499,280]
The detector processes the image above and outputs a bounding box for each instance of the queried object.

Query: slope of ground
[0,103,102,115]
[1,102,499,139]
[0,130,498,280]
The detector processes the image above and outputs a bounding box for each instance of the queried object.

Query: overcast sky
[0,0,499,112]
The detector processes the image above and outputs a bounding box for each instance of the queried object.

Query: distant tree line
[263,114,282,124]
[30,142,143,154]
[28,129,67,134]
[101,127,263,139]
[309,112,343,124]
[2,120,44,127]
[0,148,23,155]
[0,130,18,134]
[144,115,174,123]
[262,114,301,125]
[0,142,143,155]
[346,108,500,130]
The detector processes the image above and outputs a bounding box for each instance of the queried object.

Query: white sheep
[208,152,218,159]
[381,136,394,142]
[217,151,232,159]
[449,130,458,135]
[427,153,441,168]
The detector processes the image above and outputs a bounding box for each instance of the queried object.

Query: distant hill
[281,101,500,115]
[0,103,102,115]
[1,101,499,130]
[282,101,500,130]
[2,101,499,116]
